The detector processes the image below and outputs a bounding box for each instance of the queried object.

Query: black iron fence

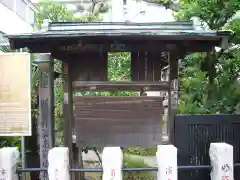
[17,114,240,180]
[17,164,240,179]
[174,114,240,180]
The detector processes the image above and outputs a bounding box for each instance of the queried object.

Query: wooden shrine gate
[7,21,232,180]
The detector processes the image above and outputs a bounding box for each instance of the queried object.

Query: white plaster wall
[32,0,175,23]
[0,3,33,34]
[103,0,175,22]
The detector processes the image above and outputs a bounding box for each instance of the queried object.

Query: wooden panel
[138,52,146,81]
[75,96,163,147]
[131,52,139,80]
[131,52,163,81]
[152,52,162,81]
[69,52,108,81]
[146,52,154,81]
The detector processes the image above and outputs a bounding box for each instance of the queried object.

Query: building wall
[31,0,174,23]
[0,0,35,34]
[104,0,175,22]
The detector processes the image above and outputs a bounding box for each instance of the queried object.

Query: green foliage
[176,0,240,114]
[36,0,76,27]
[124,155,154,180]
[225,19,240,43]
[36,0,101,28]
[108,53,131,81]
[175,0,240,29]
[0,137,21,149]
[124,147,157,156]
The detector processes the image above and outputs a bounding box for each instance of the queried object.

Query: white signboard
[0,53,31,136]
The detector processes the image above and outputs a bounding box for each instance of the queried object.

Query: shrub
[124,147,157,156]
[123,154,154,180]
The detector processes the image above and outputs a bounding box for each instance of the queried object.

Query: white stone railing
[0,143,234,180]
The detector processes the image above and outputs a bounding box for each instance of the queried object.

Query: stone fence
[0,143,234,180]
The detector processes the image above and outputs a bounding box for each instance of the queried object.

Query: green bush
[123,155,154,180]
[124,147,157,156]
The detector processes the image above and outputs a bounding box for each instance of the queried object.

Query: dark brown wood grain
[146,52,154,81]
[69,52,108,81]
[138,52,146,81]
[131,52,139,80]
[131,52,164,81]
[75,96,163,147]
[72,81,170,91]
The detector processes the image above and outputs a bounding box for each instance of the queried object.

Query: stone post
[36,53,55,180]
[156,145,177,180]
[209,143,233,180]
[0,147,19,180]
[48,147,70,180]
[102,147,123,180]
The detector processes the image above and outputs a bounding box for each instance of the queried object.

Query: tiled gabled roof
[8,21,232,39]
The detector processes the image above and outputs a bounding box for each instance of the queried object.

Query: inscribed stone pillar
[48,147,70,180]
[38,53,55,180]
[209,143,233,180]
[156,145,177,180]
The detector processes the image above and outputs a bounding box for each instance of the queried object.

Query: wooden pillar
[167,52,180,144]
[62,62,73,163]
[167,52,173,144]
[62,61,82,180]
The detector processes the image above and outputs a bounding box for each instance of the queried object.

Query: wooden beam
[26,40,217,57]
[62,62,75,179]
[72,81,170,91]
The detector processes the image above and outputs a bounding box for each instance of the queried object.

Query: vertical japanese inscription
[0,169,6,180]
[39,72,51,180]
[110,169,115,180]
[221,164,230,180]
[166,166,173,180]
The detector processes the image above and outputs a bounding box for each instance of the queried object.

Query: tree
[175,0,240,114]
[36,0,76,28]
[36,0,107,28]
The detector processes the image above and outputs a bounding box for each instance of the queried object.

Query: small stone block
[0,147,19,180]
[209,143,233,180]
[102,147,123,180]
[48,147,70,180]
[156,145,177,180]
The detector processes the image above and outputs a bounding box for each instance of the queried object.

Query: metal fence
[15,114,240,180]
[174,114,240,180]
[16,164,240,180]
